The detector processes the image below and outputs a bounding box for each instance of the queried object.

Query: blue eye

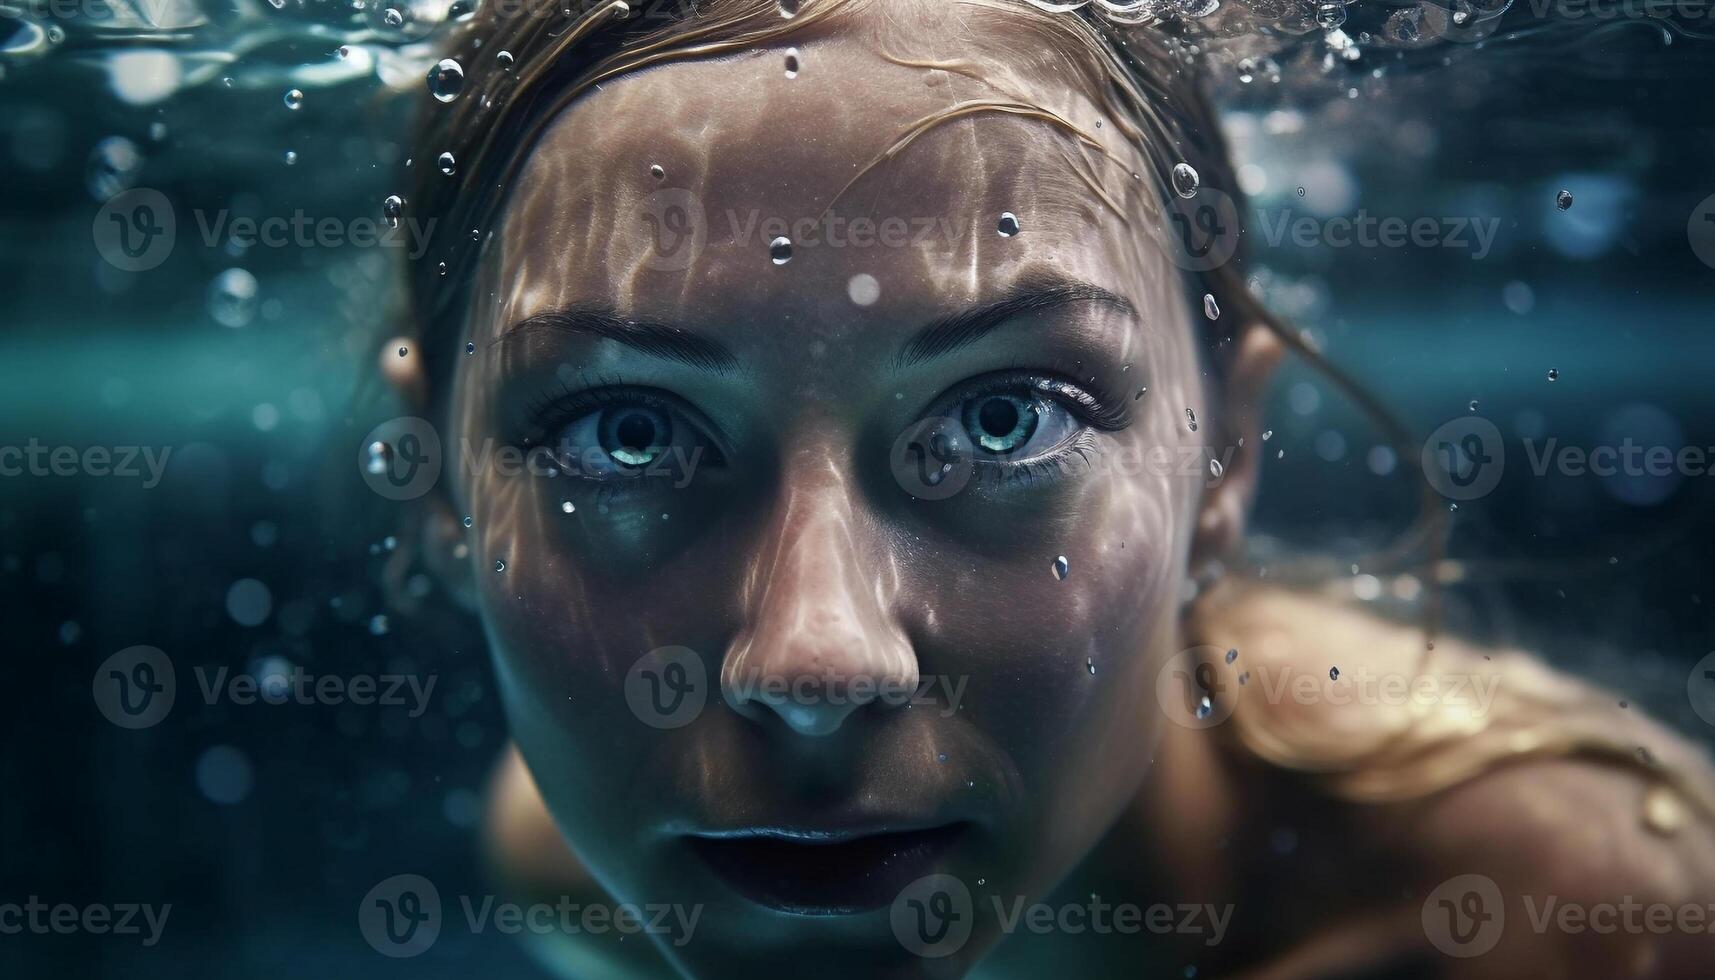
[552,398,715,480]
[955,386,1082,461]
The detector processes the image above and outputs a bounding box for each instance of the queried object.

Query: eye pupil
[614,412,657,452]
[977,398,1019,438]
[599,407,670,467]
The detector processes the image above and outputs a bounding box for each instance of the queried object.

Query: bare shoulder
[485,746,676,980]
[1189,579,1715,979]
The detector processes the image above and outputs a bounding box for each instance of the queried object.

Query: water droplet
[337,45,350,59]
[1185,408,1198,432]
[1315,0,1347,29]
[1468,399,1479,412]
[1208,457,1224,479]
[283,150,298,166]
[769,236,793,265]
[1329,666,1340,681]
[397,346,408,358]
[465,341,475,354]
[365,441,392,475]
[1202,293,1220,320]
[1171,162,1200,198]
[462,516,473,528]
[494,559,506,572]
[283,88,304,110]
[496,50,515,70]
[649,163,665,180]
[448,0,475,19]
[1052,555,1069,581]
[439,262,450,277]
[1086,658,1096,675]
[1555,189,1574,211]
[1134,387,1148,401]
[437,151,456,175]
[382,194,403,229]
[847,273,881,306]
[1225,648,1238,664]
[997,211,1021,237]
[383,7,403,26]
[560,500,575,514]
[1261,429,1273,440]
[777,0,798,17]
[207,268,259,328]
[784,47,800,78]
[1296,186,1306,197]
[427,58,466,103]
[1547,367,1560,382]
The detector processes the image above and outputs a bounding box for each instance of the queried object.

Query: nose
[721,456,917,737]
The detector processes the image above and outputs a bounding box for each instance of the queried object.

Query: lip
[685,822,969,916]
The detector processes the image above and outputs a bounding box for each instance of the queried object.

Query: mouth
[685,822,969,916]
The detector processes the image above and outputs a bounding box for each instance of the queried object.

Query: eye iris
[965,394,1037,454]
[601,407,668,466]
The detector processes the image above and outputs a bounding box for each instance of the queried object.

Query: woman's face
[447,13,1222,977]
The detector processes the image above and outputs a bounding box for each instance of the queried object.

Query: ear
[381,336,481,615]
[1190,322,1283,569]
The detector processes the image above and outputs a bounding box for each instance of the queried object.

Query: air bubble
[1209,458,1224,479]
[561,501,575,514]
[784,47,800,78]
[1052,555,1069,581]
[1203,293,1220,320]
[1171,162,1200,198]
[365,441,392,475]
[769,236,793,265]
[649,163,665,180]
[208,268,259,328]
[383,7,403,26]
[427,58,466,103]
[1547,368,1560,382]
[496,50,514,70]
[438,151,456,175]
[382,194,403,229]
[283,88,304,110]
[1555,189,1574,211]
[494,559,506,572]
[1315,0,1347,29]
[997,212,1020,237]
[1186,408,1198,432]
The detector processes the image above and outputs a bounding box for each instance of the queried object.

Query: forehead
[485,16,1173,356]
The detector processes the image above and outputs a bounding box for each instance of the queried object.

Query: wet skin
[440,14,1258,979]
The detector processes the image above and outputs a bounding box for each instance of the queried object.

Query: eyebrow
[895,276,1137,368]
[502,305,740,374]
[501,275,1134,375]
